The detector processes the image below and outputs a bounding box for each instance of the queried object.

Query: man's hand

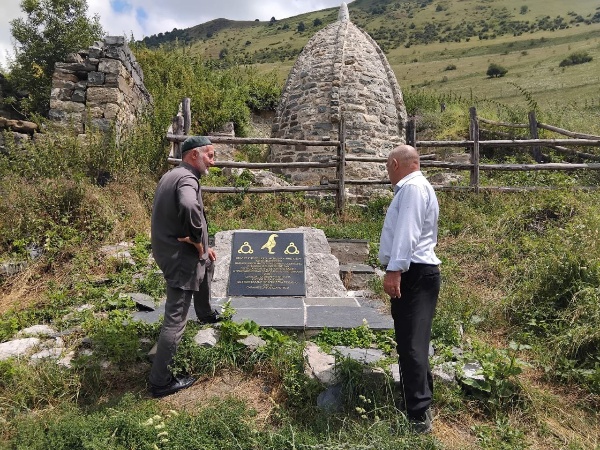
[208,247,217,262]
[177,236,204,258]
[383,270,401,298]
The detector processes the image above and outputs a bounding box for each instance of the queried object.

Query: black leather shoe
[197,309,222,324]
[149,375,196,398]
[409,412,432,434]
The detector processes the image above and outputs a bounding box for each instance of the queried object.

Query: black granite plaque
[228,231,306,296]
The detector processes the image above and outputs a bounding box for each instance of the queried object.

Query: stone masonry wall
[49,36,152,136]
[270,5,407,188]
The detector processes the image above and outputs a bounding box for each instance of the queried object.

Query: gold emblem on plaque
[284,242,300,255]
[260,233,278,254]
[237,241,254,254]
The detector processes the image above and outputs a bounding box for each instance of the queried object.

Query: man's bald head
[388,145,419,165]
[386,145,420,185]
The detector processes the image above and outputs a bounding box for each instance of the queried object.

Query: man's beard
[198,163,209,176]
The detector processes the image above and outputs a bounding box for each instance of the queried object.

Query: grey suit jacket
[151,162,209,290]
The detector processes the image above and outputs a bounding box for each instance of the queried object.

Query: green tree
[313,18,323,27]
[297,21,306,32]
[486,63,508,78]
[8,0,103,117]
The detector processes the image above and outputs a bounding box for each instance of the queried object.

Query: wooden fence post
[469,106,480,193]
[529,110,542,162]
[336,118,346,215]
[183,97,191,135]
[171,115,184,158]
[406,116,416,147]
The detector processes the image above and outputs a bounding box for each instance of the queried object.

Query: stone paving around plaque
[132,295,393,331]
[133,228,393,331]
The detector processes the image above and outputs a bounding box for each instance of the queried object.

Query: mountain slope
[141,0,600,108]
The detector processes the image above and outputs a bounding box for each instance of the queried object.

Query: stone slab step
[132,296,392,331]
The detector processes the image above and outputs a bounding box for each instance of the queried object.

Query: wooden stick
[182,97,191,135]
[538,122,600,140]
[167,157,337,168]
[343,154,436,163]
[529,111,542,162]
[202,185,338,193]
[545,144,600,161]
[166,133,340,146]
[415,139,600,147]
[470,107,480,192]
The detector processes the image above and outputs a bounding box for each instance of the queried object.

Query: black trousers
[390,263,440,419]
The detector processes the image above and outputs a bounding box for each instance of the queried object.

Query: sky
[0,0,353,69]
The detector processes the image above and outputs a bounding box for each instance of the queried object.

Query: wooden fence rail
[166,133,339,147]
[166,99,600,213]
[537,123,600,140]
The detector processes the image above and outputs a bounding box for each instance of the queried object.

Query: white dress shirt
[378,171,441,272]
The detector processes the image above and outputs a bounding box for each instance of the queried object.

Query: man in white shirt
[378,144,441,434]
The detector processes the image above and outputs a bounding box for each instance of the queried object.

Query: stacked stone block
[49,36,152,136]
[270,3,407,187]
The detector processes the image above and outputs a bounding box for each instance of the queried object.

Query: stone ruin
[269,3,407,187]
[49,36,152,136]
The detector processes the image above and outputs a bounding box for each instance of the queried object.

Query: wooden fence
[165,99,600,213]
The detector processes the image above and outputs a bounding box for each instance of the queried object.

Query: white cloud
[0,0,23,70]
[0,0,352,69]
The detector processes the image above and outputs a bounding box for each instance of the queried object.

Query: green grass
[162,0,600,110]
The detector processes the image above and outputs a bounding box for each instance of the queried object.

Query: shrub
[403,88,441,114]
[133,44,282,136]
[559,51,593,67]
[486,63,508,78]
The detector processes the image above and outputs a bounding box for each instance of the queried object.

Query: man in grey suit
[148,135,220,398]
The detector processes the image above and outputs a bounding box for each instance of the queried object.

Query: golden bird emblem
[260,233,278,254]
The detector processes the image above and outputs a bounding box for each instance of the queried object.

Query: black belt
[404,263,439,274]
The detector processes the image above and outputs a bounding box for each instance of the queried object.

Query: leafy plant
[82,309,147,364]
[313,323,375,351]
[459,341,530,411]
[473,416,528,449]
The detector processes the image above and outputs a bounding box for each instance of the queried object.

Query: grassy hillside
[142,0,600,110]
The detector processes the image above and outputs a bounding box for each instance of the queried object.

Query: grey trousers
[149,265,213,387]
